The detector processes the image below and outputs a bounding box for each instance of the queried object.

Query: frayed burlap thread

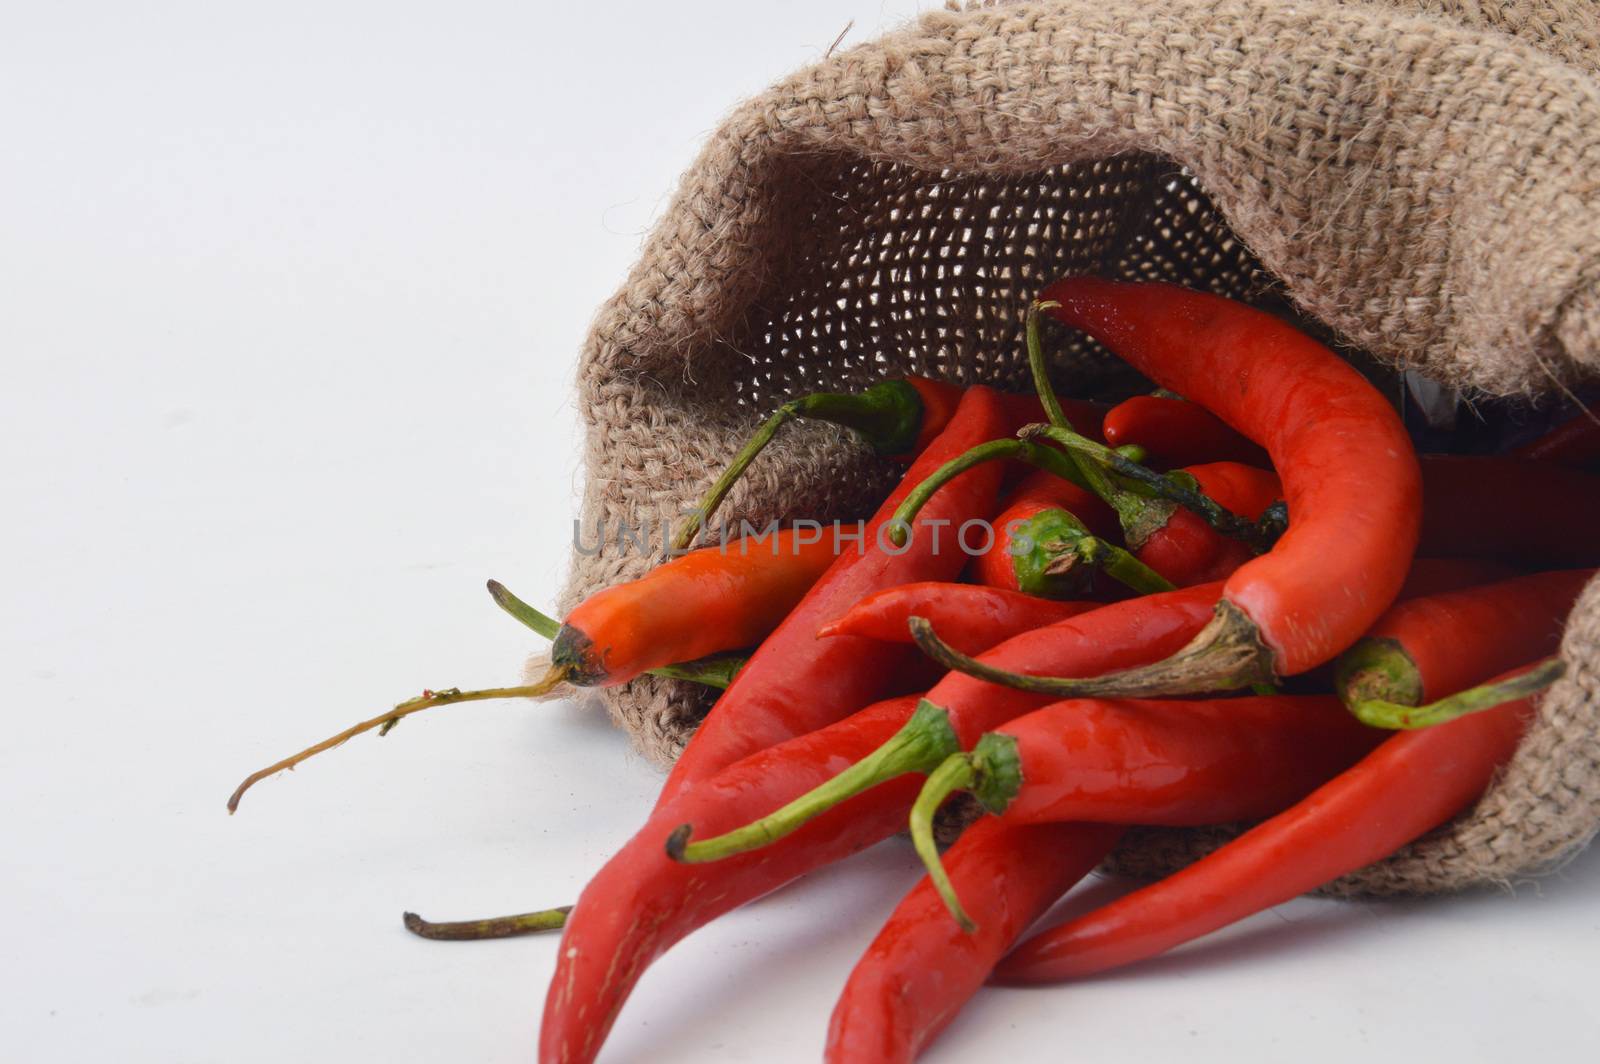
[562,0,1600,893]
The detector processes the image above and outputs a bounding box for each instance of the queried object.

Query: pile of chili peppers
[231,279,1600,1063]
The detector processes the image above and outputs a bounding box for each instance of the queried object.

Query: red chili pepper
[1132,461,1282,587]
[993,661,1559,984]
[825,820,1123,1064]
[668,584,1225,865]
[1335,568,1591,728]
[655,385,1014,806]
[970,470,1118,597]
[906,693,1382,929]
[541,528,843,688]
[542,586,1223,1063]
[1102,394,1270,468]
[817,583,1097,655]
[1038,279,1423,690]
[1510,411,1600,469]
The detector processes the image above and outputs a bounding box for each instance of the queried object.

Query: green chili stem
[227,679,565,813]
[672,402,800,551]
[402,906,571,941]
[1023,424,1272,550]
[487,579,561,639]
[486,579,744,690]
[889,438,1088,546]
[910,754,980,933]
[666,699,961,863]
[1348,657,1565,730]
[1067,533,1177,595]
[671,381,924,550]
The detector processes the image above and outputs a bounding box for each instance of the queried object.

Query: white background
[3,3,1597,1061]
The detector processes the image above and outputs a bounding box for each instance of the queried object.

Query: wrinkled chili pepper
[906,694,1382,929]
[1334,568,1591,728]
[672,378,1103,549]
[993,660,1561,984]
[655,385,1013,807]
[1102,394,1270,468]
[1033,278,1423,693]
[817,583,1096,655]
[825,820,1123,1064]
[542,586,1223,1063]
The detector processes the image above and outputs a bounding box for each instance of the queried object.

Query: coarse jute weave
[558,0,1600,894]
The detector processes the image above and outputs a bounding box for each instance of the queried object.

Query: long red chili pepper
[540,528,843,688]
[667,583,1224,864]
[906,694,1382,929]
[1334,568,1591,728]
[817,583,1097,655]
[992,661,1560,984]
[672,377,1102,549]
[542,586,1222,1063]
[656,385,1012,806]
[1102,394,1270,468]
[1511,410,1600,469]
[825,820,1123,1064]
[1035,278,1424,691]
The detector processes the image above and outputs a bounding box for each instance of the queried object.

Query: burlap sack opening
[561,0,1600,894]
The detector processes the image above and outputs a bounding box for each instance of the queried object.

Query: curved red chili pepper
[1035,279,1424,686]
[1132,461,1281,587]
[1510,411,1600,469]
[540,586,1222,1064]
[657,385,1011,806]
[1102,394,1269,468]
[993,663,1551,984]
[824,820,1122,1064]
[817,583,1097,655]
[1335,568,1591,727]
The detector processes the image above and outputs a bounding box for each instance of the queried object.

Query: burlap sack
[559,0,1600,894]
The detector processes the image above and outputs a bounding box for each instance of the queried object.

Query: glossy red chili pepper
[1041,279,1421,683]
[970,470,1117,594]
[1102,394,1269,468]
[656,386,1012,806]
[1031,279,1426,691]
[541,587,1222,1063]
[542,528,843,688]
[993,662,1554,984]
[1511,411,1600,469]
[1335,568,1591,728]
[825,820,1123,1064]
[817,583,1097,655]
[906,694,1380,931]
[1132,462,1281,587]
[668,584,1225,865]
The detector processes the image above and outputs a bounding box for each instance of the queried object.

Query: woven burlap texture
[560,0,1600,894]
